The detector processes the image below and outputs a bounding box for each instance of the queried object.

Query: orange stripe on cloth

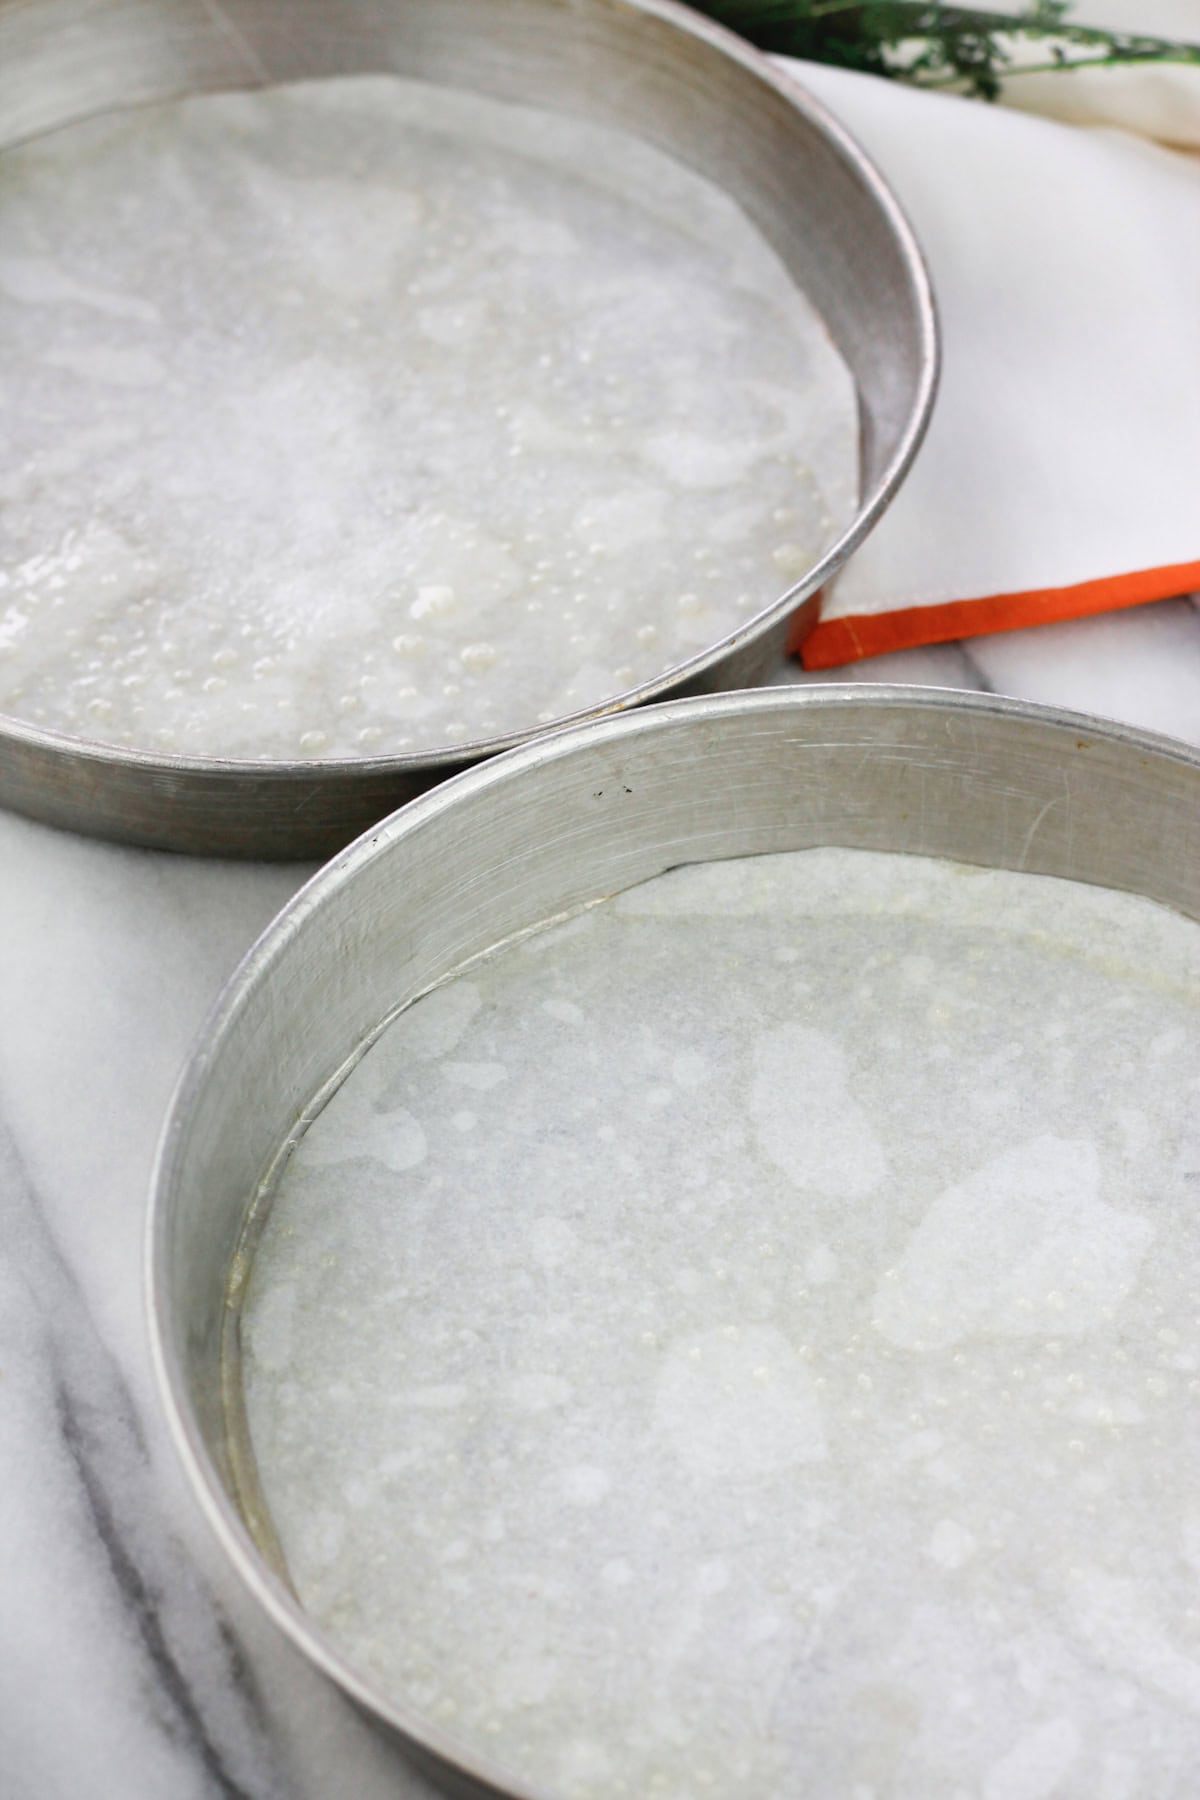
[793,560,1200,670]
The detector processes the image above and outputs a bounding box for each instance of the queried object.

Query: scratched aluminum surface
[148,686,1200,1799]
[0,0,936,856]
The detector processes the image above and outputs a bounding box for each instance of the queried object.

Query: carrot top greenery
[691,3,1200,100]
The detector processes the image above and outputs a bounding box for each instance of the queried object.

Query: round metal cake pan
[147,685,1200,1799]
[0,0,937,859]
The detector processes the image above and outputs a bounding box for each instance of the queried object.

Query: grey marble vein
[0,809,440,1800]
[0,1112,279,1800]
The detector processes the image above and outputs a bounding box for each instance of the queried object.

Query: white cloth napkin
[780,53,1200,669]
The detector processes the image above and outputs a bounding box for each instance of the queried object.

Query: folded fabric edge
[792,559,1200,669]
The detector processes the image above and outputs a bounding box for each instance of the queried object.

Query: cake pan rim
[147,682,1200,1798]
[0,0,938,853]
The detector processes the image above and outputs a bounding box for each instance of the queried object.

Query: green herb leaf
[696,2,1200,101]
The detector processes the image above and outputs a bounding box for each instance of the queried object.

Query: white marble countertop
[3,598,1199,1800]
